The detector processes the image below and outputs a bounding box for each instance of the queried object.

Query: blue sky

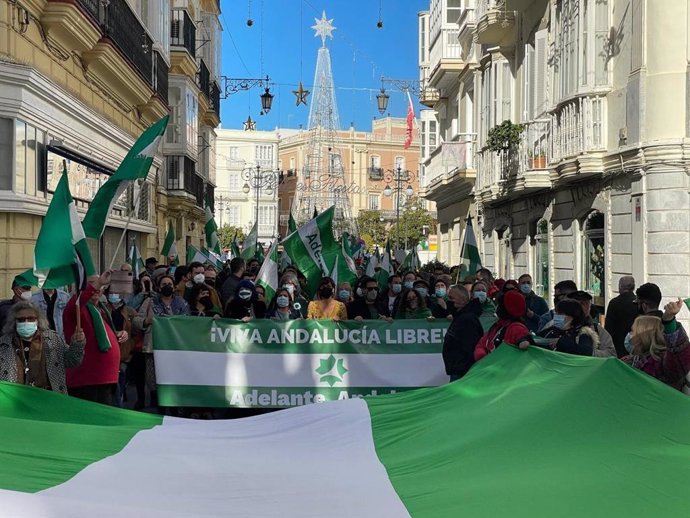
[218,0,429,132]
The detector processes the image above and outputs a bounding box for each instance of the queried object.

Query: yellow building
[0,0,221,293]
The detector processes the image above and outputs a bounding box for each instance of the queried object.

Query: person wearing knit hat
[473,291,532,361]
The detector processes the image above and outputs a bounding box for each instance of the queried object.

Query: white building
[419,0,690,314]
[215,129,280,246]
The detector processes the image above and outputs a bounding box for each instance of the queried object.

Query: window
[255,145,273,168]
[419,14,427,63]
[167,86,181,145]
[226,205,240,227]
[368,194,379,210]
[533,219,550,298]
[13,119,43,196]
[429,120,437,149]
[228,173,240,192]
[289,157,296,171]
[481,59,514,141]
[557,0,580,99]
[370,155,381,169]
[258,205,276,236]
[582,210,605,313]
[186,90,198,156]
[594,0,609,85]
[446,0,461,24]
[329,152,343,176]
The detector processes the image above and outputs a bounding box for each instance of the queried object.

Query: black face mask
[319,287,334,299]
[205,279,215,287]
[160,285,174,297]
[199,296,213,309]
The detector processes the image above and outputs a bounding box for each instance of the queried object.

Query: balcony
[368,167,384,180]
[476,0,517,47]
[153,51,169,105]
[167,155,205,208]
[419,85,440,107]
[428,28,463,91]
[422,134,477,204]
[170,9,197,78]
[197,58,210,101]
[550,94,607,181]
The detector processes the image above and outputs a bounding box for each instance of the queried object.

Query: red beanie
[502,290,526,318]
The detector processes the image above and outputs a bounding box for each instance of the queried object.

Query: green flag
[230,231,241,259]
[128,241,146,278]
[460,217,482,276]
[331,240,357,288]
[283,206,339,297]
[400,247,420,273]
[241,223,258,260]
[255,241,279,302]
[161,221,178,262]
[33,168,95,288]
[82,116,168,239]
[288,211,297,234]
[204,200,221,256]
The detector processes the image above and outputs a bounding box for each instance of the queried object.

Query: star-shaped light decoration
[243,115,256,131]
[292,81,310,107]
[311,10,335,47]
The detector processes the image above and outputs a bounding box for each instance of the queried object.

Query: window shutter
[534,30,548,117]
[501,61,512,121]
[523,44,534,121]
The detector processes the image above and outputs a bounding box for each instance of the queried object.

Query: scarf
[86,302,112,353]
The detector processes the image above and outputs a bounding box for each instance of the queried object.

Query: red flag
[404,91,414,149]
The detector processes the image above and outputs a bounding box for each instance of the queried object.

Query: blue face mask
[552,314,567,329]
[392,283,402,294]
[338,289,351,301]
[107,293,122,305]
[276,296,290,308]
[16,321,38,339]
[624,332,633,354]
[519,283,531,295]
[403,280,414,290]
[435,288,447,298]
[473,291,487,303]
[415,287,428,298]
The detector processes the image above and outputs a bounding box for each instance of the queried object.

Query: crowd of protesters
[0,252,688,415]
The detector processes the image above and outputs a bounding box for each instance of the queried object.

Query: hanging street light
[376,88,389,115]
[260,87,274,114]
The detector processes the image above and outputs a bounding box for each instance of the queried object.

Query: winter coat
[347,299,382,320]
[474,319,531,361]
[523,292,549,332]
[554,325,599,357]
[0,329,84,393]
[442,298,484,378]
[605,291,639,357]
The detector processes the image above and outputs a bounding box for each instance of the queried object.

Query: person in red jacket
[474,290,532,361]
[63,271,127,405]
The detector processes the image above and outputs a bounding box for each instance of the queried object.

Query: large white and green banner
[152,317,449,408]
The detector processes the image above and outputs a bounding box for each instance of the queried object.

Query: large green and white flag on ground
[460,216,482,276]
[82,116,168,239]
[204,201,221,256]
[128,241,146,278]
[160,221,178,262]
[3,345,690,517]
[256,241,279,301]
[283,206,339,296]
[240,222,258,260]
[33,168,95,288]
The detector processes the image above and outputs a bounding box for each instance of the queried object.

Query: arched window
[533,219,549,298]
[582,211,605,312]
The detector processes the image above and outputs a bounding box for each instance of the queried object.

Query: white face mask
[193,273,206,285]
[19,291,32,301]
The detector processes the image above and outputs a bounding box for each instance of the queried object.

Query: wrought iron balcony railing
[171,9,196,58]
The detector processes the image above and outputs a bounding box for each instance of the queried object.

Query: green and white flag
[283,206,339,296]
[127,242,146,278]
[230,231,242,259]
[256,241,279,302]
[331,239,357,288]
[33,168,95,288]
[240,222,258,260]
[204,201,221,256]
[3,345,690,517]
[82,116,168,239]
[186,245,207,265]
[288,211,297,234]
[364,253,378,277]
[460,217,482,276]
[279,249,292,270]
[161,221,178,262]
[201,247,223,269]
[400,247,420,273]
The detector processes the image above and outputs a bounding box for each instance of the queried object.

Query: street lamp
[376,88,390,115]
[241,164,278,241]
[383,166,415,250]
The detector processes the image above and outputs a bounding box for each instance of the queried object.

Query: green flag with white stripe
[161,221,178,262]
[204,201,221,256]
[240,222,257,260]
[255,241,279,302]
[127,241,146,278]
[461,217,482,276]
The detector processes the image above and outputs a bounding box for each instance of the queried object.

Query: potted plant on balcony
[527,149,547,169]
[487,120,524,154]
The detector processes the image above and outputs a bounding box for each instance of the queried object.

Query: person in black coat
[442,286,484,381]
[224,280,266,320]
[348,276,390,321]
[604,276,639,357]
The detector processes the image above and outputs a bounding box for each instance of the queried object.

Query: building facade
[0,0,221,293]
[419,0,690,313]
[215,129,280,246]
[277,117,423,238]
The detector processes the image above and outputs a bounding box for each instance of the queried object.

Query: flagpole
[108,184,145,271]
[456,215,472,285]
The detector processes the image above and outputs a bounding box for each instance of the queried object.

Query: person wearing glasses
[395,289,433,320]
[0,301,85,393]
[348,276,391,322]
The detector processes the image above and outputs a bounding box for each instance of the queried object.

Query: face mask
[473,291,487,303]
[624,332,633,354]
[392,283,402,294]
[199,296,213,308]
[319,287,334,299]
[282,284,295,296]
[519,283,531,295]
[16,321,38,339]
[239,290,252,300]
[19,291,32,301]
[366,289,378,302]
[435,288,447,298]
[403,280,414,290]
[415,287,428,298]
[160,285,174,297]
[552,314,567,329]
[408,299,419,310]
[205,279,216,287]
[193,273,205,285]
[276,296,290,308]
[107,294,122,305]
[339,289,351,301]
